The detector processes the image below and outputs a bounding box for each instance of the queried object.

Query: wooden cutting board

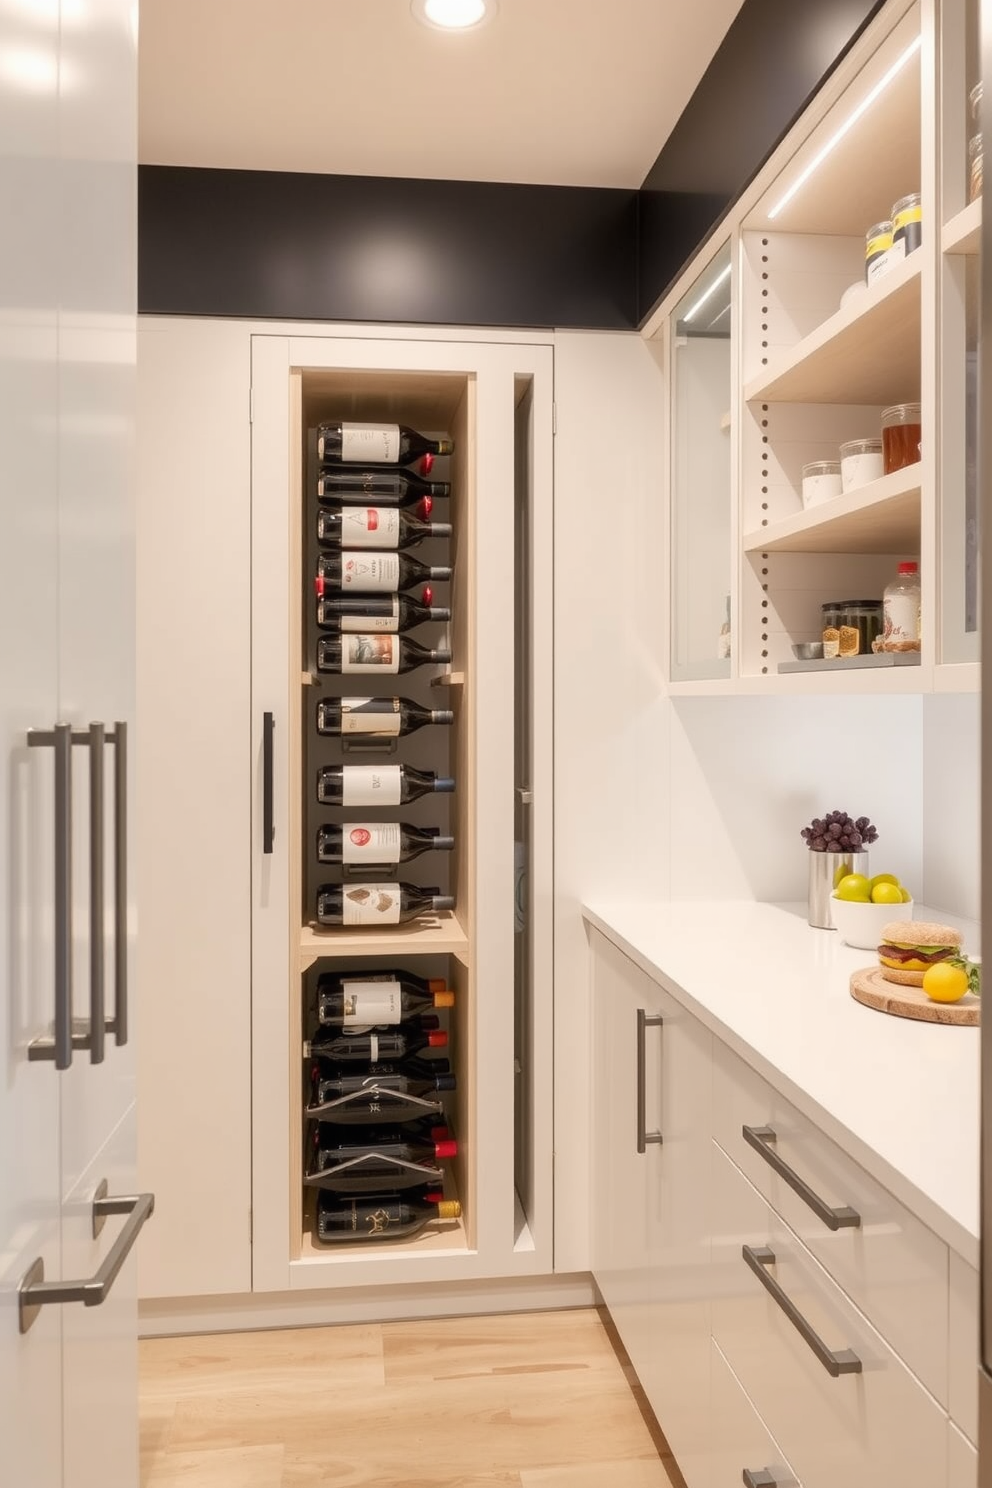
[850,967,980,1026]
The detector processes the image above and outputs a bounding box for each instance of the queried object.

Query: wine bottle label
[340,507,400,550]
[341,981,404,1026]
[340,552,400,591]
[342,823,402,864]
[339,635,400,675]
[341,422,400,463]
[340,698,403,736]
[340,601,400,635]
[341,884,402,925]
[342,765,402,806]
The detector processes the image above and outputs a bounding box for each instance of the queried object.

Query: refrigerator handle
[27,723,74,1070]
[87,723,106,1064]
[111,722,128,1047]
[262,711,275,854]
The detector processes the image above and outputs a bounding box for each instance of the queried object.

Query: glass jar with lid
[839,599,884,655]
[801,460,842,507]
[821,601,843,659]
[891,193,922,256]
[865,220,894,284]
[839,437,884,491]
[881,402,922,473]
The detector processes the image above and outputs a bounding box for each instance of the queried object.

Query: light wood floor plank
[143,1442,285,1488]
[521,1461,679,1488]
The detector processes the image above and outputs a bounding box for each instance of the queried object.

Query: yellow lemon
[835,873,871,902]
[899,887,912,902]
[921,963,970,1003]
[869,873,900,891]
[870,882,903,905]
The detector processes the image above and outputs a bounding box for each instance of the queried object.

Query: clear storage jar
[891,192,922,256]
[801,460,842,508]
[865,220,894,284]
[821,600,843,659]
[839,437,884,492]
[881,402,922,473]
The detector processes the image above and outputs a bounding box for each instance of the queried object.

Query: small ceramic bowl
[829,892,914,949]
[792,641,824,660]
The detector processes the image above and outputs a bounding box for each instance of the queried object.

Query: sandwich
[877,921,963,986]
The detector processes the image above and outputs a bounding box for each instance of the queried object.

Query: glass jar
[881,402,922,473]
[865,220,894,284]
[821,601,843,659]
[801,460,842,507]
[891,193,922,257]
[839,599,884,655]
[970,133,983,202]
[839,437,884,492]
[881,562,921,653]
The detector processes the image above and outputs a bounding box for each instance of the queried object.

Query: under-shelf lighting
[767,33,921,221]
[413,0,495,30]
[682,262,732,323]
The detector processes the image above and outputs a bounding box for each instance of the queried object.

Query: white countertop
[583,899,981,1265]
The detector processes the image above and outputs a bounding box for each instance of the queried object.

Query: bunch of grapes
[800,810,878,852]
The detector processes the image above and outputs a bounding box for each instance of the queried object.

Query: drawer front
[712,1036,948,1402]
[711,1339,800,1488]
[949,1254,978,1444]
[711,1142,947,1488]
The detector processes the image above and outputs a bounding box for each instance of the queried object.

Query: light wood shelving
[744,252,922,406]
[742,466,921,554]
[299,913,470,972]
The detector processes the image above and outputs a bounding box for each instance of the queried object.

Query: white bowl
[829,892,914,949]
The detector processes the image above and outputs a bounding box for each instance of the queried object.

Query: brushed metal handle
[636,1008,664,1154]
[18,1186,155,1334]
[27,723,74,1069]
[743,1470,779,1487]
[742,1244,862,1377]
[742,1125,861,1230]
[112,721,128,1047]
[88,723,106,1064]
[263,711,275,853]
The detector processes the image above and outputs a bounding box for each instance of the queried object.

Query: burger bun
[878,921,962,987]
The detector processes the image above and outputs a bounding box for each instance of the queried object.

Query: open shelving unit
[742,466,921,554]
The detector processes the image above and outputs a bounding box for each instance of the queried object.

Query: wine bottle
[316,969,451,1021]
[317,506,452,551]
[308,1122,457,1178]
[307,1025,448,1063]
[316,551,452,594]
[307,1066,456,1124]
[316,594,451,634]
[317,696,454,740]
[316,633,451,676]
[307,1054,452,1083]
[315,1189,461,1243]
[316,882,455,928]
[316,421,453,466]
[317,822,455,866]
[316,763,455,807]
[317,468,450,503]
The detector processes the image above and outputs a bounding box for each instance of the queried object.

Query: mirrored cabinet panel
[669,242,733,682]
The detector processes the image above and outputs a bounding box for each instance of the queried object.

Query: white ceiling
[138,0,747,190]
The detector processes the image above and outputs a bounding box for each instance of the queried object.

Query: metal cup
[807,850,869,929]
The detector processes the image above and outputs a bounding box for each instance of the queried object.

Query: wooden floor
[140,1307,684,1488]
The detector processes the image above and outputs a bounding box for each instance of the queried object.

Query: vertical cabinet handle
[742,1244,862,1377]
[27,721,128,1066]
[112,721,128,1048]
[262,711,275,854]
[635,1008,664,1154]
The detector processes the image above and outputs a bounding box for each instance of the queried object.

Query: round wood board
[850,966,980,1026]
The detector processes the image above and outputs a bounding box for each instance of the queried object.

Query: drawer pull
[742,1125,861,1231]
[742,1244,862,1377]
[636,1008,663,1154]
[742,1472,779,1488]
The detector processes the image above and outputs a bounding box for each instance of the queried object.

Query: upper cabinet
[659,0,979,695]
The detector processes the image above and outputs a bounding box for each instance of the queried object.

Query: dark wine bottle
[315,969,451,1022]
[317,467,450,503]
[316,882,455,928]
[316,763,455,808]
[316,633,451,676]
[307,1025,448,1063]
[315,1189,461,1242]
[307,1065,456,1124]
[305,1123,458,1194]
[316,421,453,466]
[316,551,452,594]
[317,696,454,740]
[316,506,451,551]
[316,594,451,634]
[317,822,455,867]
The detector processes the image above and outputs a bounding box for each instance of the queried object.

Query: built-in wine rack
[301,413,464,1247]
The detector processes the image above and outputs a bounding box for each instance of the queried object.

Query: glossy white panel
[135,317,253,1299]
[950,1254,979,1443]
[0,0,63,1480]
[949,1420,978,1488]
[711,1033,949,1404]
[922,693,980,921]
[711,1142,947,1488]
[61,1106,139,1488]
[710,1340,800,1488]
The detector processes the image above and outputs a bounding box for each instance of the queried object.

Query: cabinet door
[590,929,712,1488]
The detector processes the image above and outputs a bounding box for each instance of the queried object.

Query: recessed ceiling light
[412,0,496,32]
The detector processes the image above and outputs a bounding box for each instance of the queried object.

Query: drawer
[712,1036,948,1403]
[711,1338,800,1488]
[711,1142,947,1488]
[949,1254,978,1444]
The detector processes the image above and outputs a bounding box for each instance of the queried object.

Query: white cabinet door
[590,929,712,1488]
